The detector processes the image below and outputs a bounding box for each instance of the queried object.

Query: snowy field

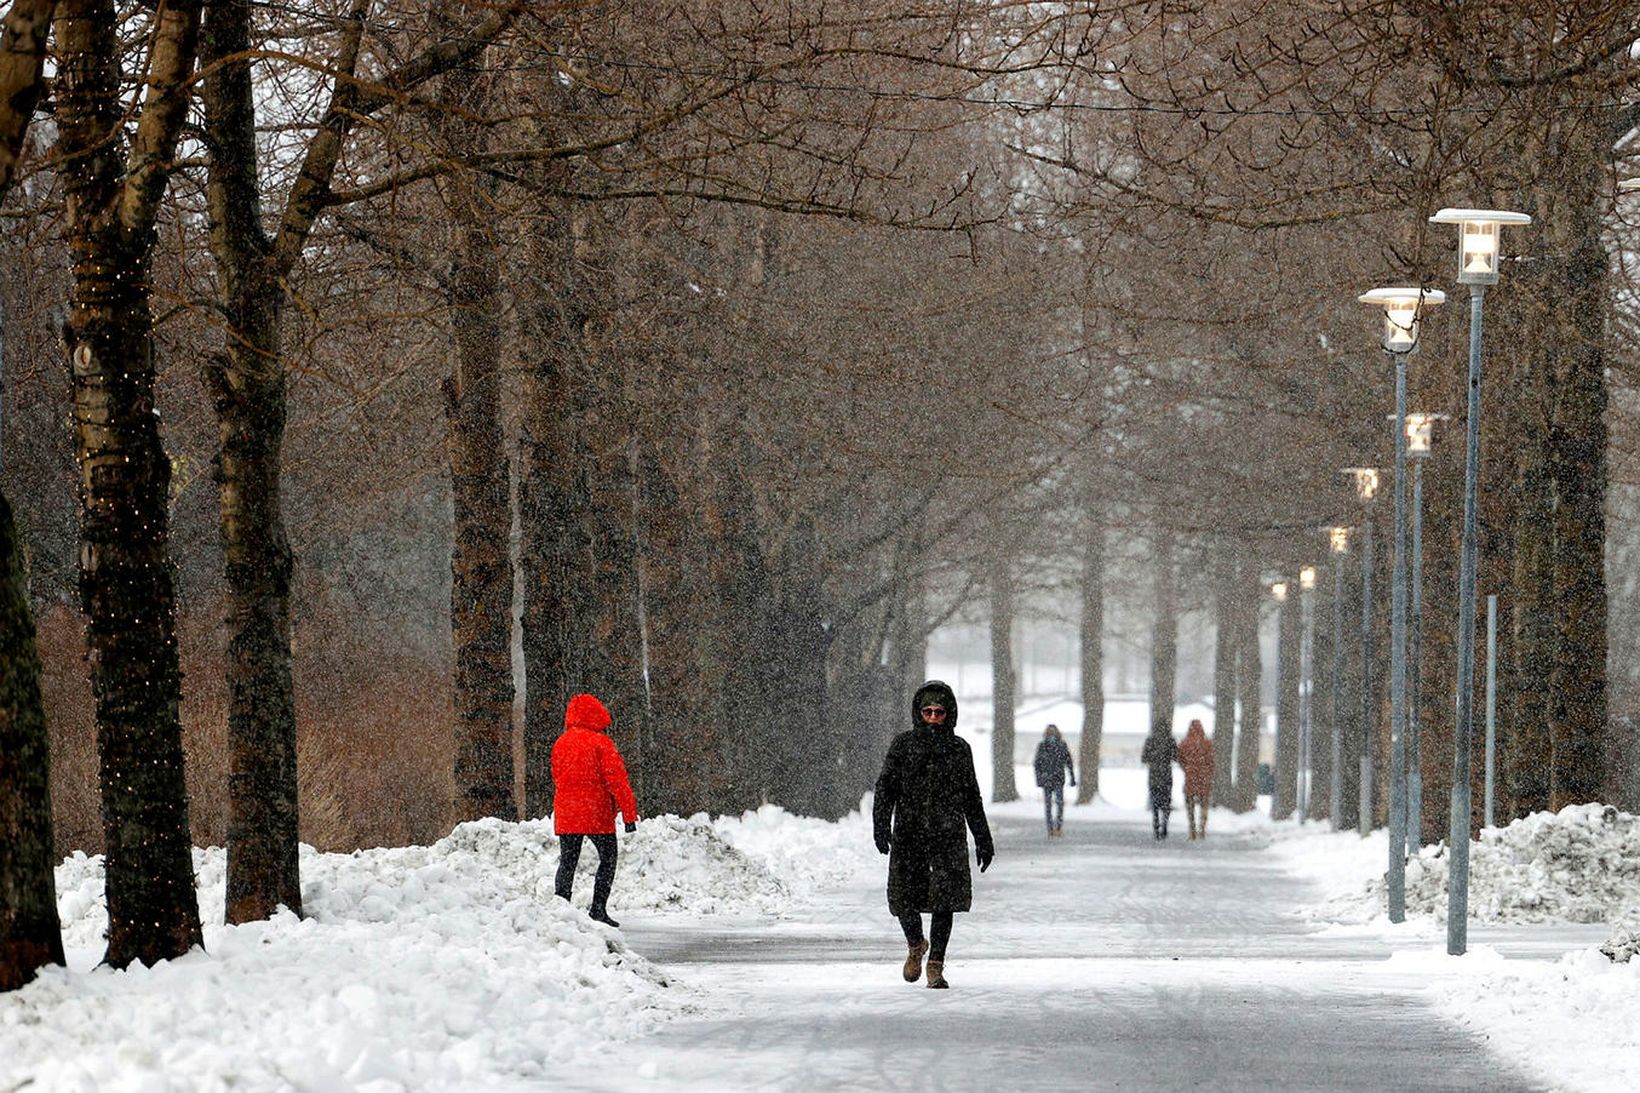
[4,762,1640,1090]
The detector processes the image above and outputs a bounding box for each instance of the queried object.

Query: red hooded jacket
[550,694,639,834]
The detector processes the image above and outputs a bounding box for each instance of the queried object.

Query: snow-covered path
[565,810,1539,1092]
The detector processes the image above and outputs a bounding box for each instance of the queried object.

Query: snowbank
[1391,803,1640,924]
[5,806,876,1089]
[8,820,681,1090]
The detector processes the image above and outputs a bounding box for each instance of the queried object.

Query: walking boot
[903,939,928,983]
[925,960,948,989]
[589,906,621,929]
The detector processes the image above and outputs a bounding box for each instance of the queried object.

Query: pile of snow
[1394,803,1640,923]
[1600,922,1640,963]
[7,821,684,1090]
[711,803,876,899]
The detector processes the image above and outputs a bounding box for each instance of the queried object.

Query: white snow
[1,807,868,1091]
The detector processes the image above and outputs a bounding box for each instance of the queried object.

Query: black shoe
[589,908,621,929]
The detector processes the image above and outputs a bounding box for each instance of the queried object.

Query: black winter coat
[873,681,994,915]
[1033,736,1074,789]
[1141,731,1177,810]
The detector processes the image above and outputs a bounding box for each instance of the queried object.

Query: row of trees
[6,0,1640,997]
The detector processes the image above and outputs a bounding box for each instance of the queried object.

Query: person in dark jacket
[551,693,639,928]
[873,680,994,989]
[1032,724,1076,837]
[1140,719,1178,840]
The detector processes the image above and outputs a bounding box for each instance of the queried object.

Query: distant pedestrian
[551,693,639,928]
[1176,719,1214,840]
[1140,720,1178,840]
[873,680,994,989]
[1033,724,1076,837]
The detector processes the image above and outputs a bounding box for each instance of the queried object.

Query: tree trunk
[515,210,581,819]
[1209,542,1236,805]
[989,545,1019,803]
[1149,532,1178,741]
[443,212,516,822]
[1076,515,1105,804]
[1273,579,1301,821]
[56,0,204,968]
[1308,568,1334,822]
[439,63,516,822]
[1546,118,1609,809]
[201,0,301,924]
[1508,410,1553,818]
[0,490,64,991]
[1233,557,1262,812]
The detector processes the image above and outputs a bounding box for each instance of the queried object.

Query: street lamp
[1359,287,1444,925]
[1343,467,1379,839]
[1429,206,1531,955]
[1298,565,1317,822]
[1404,411,1447,857]
[1327,525,1350,831]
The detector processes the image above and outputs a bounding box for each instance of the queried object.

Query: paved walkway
[563,812,1544,1091]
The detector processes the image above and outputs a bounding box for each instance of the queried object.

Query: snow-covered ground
[0,808,871,1090]
[6,762,1640,1090]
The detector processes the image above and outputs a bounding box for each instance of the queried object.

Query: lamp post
[1298,565,1317,821]
[1328,525,1350,831]
[1358,287,1444,924]
[1404,411,1446,855]
[1269,578,1289,820]
[1428,207,1530,955]
[1343,467,1379,837]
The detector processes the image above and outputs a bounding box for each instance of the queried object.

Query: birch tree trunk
[0,0,63,993]
[55,0,204,967]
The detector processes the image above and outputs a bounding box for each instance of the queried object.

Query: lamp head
[1405,412,1448,457]
[1329,526,1350,554]
[1428,208,1531,286]
[1299,565,1317,590]
[1270,581,1289,603]
[1358,287,1445,354]
[1342,467,1380,502]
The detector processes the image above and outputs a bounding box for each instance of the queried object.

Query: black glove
[875,834,891,855]
[1069,777,1077,787]
[976,845,993,873]
[624,821,637,834]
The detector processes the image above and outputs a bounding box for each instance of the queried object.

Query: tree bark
[0,490,63,991]
[1272,578,1301,821]
[201,0,301,923]
[1233,556,1262,812]
[1149,531,1178,743]
[1209,542,1236,806]
[1507,404,1553,818]
[989,544,1019,803]
[1546,117,1609,809]
[1076,514,1105,804]
[439,61,515,823]
[55,0,204,968]
[0,0,53,196]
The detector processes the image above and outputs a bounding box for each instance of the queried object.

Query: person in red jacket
[1176,718,1214,841]
[551,693,639,927]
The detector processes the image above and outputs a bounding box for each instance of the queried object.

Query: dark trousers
[1043,784,1065,831]
[899,911,954,962]
[555,832,618,912]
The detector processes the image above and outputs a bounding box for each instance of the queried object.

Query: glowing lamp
[1329,526,1350,555]
[1299,566,1317,591]
[1427,208,1531,286]
[1358,287,1445,353]
[1343,467,1380,502]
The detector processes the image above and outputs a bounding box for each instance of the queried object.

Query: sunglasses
[919,705,948,719]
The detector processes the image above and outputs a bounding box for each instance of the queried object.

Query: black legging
[899,911,954,962]
[555,833,618,911]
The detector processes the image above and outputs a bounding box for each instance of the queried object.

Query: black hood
[911,680,958,731]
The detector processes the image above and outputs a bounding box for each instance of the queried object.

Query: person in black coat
[873,680,994,990]
[1033,724,1076,837]
[1141,719,1178,840]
